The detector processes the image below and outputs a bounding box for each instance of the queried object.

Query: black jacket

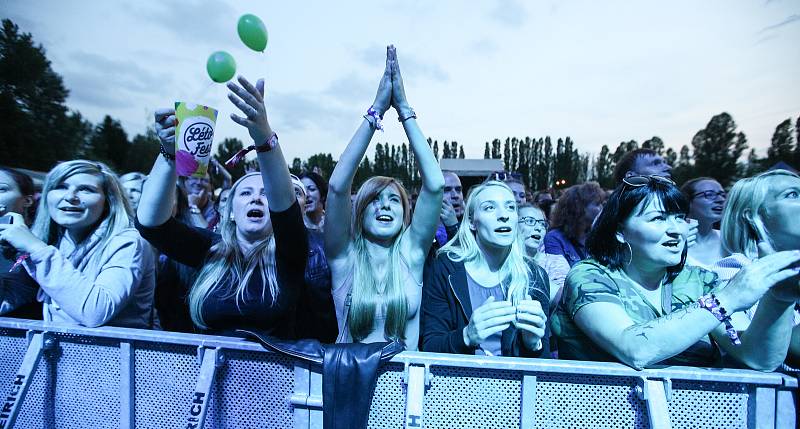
[421,252,550,358]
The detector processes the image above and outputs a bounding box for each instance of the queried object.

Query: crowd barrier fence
[0,318,796,429]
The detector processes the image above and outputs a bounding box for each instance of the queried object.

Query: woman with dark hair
[681,177,726,268]
[0,167,41,318]
[299,171,328,231]
[551,175,800,370]
[543,182,605,267]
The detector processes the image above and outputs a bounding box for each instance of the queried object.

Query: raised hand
[0,212,46,254]
[440,198,458,227]
[463,296,516,348]
[371,46,393,118]
[154,108,176,155]
[716,249,800,312]
[388,45,411,114]
[227,76,272,144]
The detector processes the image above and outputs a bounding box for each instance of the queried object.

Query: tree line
[2,19,798,193]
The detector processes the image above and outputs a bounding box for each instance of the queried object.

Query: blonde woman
[713,169,800,368]
[0,161,156,328]
[326,46,444,349]
[137,75,307,336]
[422,181,549,357]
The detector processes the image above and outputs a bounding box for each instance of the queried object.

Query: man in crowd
[612,148,672,184]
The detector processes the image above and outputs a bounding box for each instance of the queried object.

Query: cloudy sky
[3,0,799,164]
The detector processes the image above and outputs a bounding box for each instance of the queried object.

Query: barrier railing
[0,317,796,428]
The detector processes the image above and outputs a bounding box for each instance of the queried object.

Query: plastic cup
[174,102,218,177]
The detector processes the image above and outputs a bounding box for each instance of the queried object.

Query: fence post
[185,347,223,429]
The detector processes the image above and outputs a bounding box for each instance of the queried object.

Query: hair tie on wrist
[225,133,279,167]
[398,108,417,122]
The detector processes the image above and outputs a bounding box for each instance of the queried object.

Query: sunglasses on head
[621,175,676,188]
[491,171,522,182]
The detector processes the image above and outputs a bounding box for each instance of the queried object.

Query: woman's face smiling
[472,186,518,250]
[361,185,404,243]
[518,206,546,254]
[689,179,725,225]
[231,174,272,240]
[760,175,800,252]
[47,173,106,240]
[620,196,688,270]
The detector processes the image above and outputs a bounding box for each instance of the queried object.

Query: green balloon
[206,51,236,83]
[237,14,268,52]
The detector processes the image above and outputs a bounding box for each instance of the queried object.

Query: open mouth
[530,234,542,240]
[662,239,681,248]
[59,206,84,213]
[246,208,265,219]
[711,206,723,213]
[376,215,394,223]
[495,226,512,233]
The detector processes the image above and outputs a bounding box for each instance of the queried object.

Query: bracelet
[189,205,201,215]
[365,106,384,131]
[398,108,417,122]
[698,293,741,345]
[160,144,175,161]
[225,132,278,167]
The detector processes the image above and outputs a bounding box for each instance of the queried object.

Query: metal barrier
[0,317,796,429]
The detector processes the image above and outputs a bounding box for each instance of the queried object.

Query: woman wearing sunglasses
[680,177,727,269]
[551,175,800,370]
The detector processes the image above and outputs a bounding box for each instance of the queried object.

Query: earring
[229,214,235,222]
[624,242,633,266]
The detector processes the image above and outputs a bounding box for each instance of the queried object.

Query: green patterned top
[551,258,722,367]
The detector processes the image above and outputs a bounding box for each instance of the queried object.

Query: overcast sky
[3,0,799,164]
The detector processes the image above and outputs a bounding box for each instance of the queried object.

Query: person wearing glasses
[680,177,727,269]
[713,169,800,369]
[422,181,549,357]
[551,175,800,370]
[518,204,569,311]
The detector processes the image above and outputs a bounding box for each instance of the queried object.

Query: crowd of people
[1,46,798,372]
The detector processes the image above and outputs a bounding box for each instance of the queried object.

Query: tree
[594,145,614,189]
[0,19,72,170]
[432,140,439,161]
[484,142,490,159]
[642,136,665,155]
[442,141,451,159]
[795,116,800,167]
[767,118,794,166]
[89,115,129,171]
[214,137,246,181]
[290,158,302,175]
[458,146,465,159]
[305,153,336,178]
[691,112,748,187]
[124,128,160,174]
[503,139,511,171]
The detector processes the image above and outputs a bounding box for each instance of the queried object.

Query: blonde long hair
[32,160,133,268]
[438,181,533,304]
[188,172,278,329]
[721,169,799,258]
[348,176,411,342]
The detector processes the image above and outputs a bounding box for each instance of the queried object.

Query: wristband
[398,108,417,122]
[160,144,175,161]
[698,294,741,345]
[225,132,278,167]
[366,106,384,131]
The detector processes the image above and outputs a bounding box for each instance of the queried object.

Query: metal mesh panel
[668,380,749,429]
[368,363,406,429]
[422,366,522,429]
[0,328,27,385]
[134,341,201,429]
[533,373,649,429]
[14,334,122,429]
[205,349,295,429]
